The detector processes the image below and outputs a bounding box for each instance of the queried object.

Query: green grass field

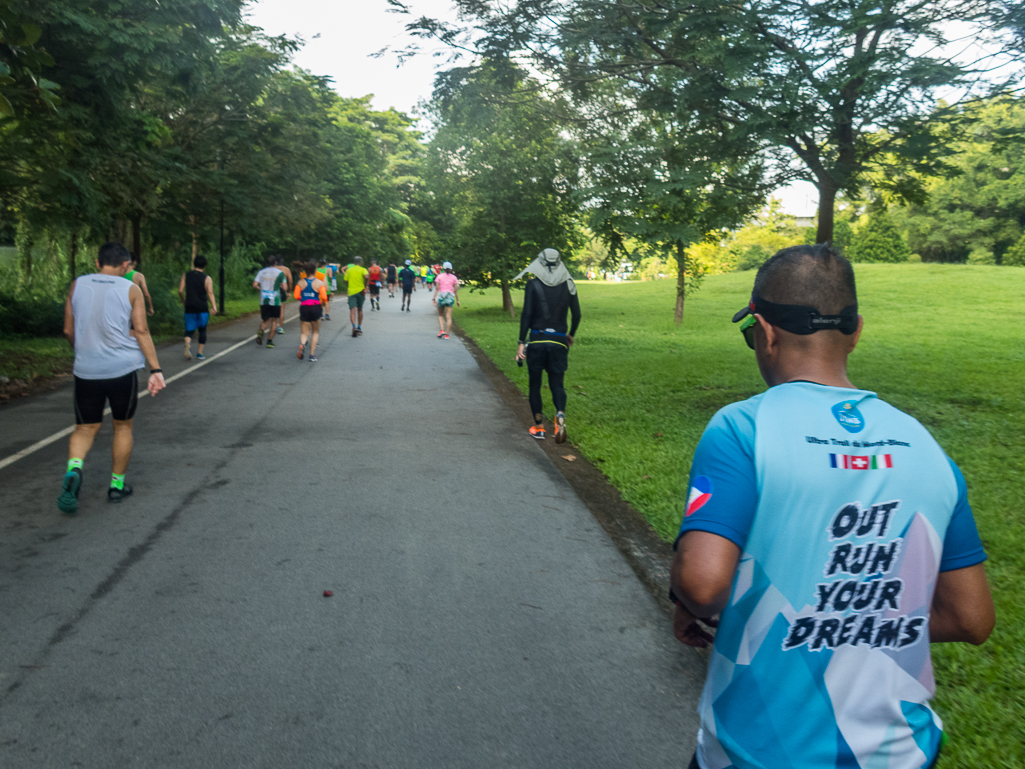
[456,264,1024,768]
[0,297,263,382]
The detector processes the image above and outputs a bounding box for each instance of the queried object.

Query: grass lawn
[0,297,263,383]
[456,264,1024,768]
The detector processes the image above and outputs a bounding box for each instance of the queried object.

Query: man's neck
[768,359,856,389]
[98,266,124,277]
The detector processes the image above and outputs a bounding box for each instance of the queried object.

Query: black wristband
[150,368,163,375]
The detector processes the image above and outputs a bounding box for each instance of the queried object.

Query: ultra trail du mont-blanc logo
[831,400,865,434]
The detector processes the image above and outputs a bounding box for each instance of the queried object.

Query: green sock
[67,458,83,473]
[111,473,125,490]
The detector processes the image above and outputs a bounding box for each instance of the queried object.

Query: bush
[734,244,772,271]
[832,220,854,255]
[1003,233,1025,266]
[848,212,910,263]
[967,247,995,265]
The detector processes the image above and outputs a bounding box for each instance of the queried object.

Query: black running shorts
[260,304,282,320]
[74,371,139,424]
[299,305,323,323]
[369,283,381,296]
[402,287,413,296]
[526,342,568,375]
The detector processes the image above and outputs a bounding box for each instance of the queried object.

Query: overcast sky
[244,0,818,215]
[244,0,460,115]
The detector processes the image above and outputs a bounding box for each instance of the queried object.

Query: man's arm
[63,282,76,349]
[129,285,166,396]
[568,291,581,341]
[137,274,155,316]
[205,275,218,315]
[929,563,995,644]
[671,530,741,617]
[670,531,741,648]
[178,273,186,304]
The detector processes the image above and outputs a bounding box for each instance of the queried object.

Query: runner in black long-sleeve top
[514,248,581,443]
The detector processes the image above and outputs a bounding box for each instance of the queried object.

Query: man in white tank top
[57,242,167,514]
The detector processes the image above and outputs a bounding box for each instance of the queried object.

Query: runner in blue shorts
[178,255,218,360]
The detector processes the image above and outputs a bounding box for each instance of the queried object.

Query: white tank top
[71,274,146,379]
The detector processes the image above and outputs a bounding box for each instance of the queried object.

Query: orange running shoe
[528,425,546,440]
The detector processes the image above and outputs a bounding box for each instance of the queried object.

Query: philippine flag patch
[685,476,714,517]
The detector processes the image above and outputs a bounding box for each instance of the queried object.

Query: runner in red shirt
[367,260,384,311]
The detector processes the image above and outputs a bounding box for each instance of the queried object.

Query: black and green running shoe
[266,339,275,348]
[57,468,83,514]
[107,484,134,503]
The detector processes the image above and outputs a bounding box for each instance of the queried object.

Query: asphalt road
[0,290,704,768]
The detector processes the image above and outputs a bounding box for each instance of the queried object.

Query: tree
[848,210,910,263]
[400,0,1016,242]
[889,96,1025,263]
[424,63,581,316]
[574,83,766,321]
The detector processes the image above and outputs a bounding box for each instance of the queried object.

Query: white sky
[244,0,460,115]
[244,0,819,215]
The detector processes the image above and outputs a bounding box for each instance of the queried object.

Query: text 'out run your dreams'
[782,500,926,653]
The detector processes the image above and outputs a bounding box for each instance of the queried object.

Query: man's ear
[755,313,777,353]
[848,315,864,351]
[94,259,101,271]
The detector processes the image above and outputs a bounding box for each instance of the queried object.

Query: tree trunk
[501,278,515,319]
[674,241,686,325]
[190,215,198,266]
[69,232,78,282]
[815,183,838,245]
[131,213,142,260]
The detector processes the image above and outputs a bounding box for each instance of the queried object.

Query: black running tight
[528,368,566,421]
[195,325,207,344]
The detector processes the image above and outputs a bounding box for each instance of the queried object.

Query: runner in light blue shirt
[671,244,994,769]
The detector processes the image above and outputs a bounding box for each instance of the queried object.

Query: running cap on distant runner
[731,243,858,335]
[405,259,412,265]
[443,261,453,270]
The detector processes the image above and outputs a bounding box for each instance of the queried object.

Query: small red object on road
[323,590,333,597]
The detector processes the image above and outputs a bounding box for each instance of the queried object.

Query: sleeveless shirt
[71,274,145,379]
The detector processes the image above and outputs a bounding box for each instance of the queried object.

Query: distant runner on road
[58,241,166,513]
[125,255,155,317]
[254,257,287,348]
[275,256,293,334]
[343,256,369,337]
[317,260,333,321]
[294,261,328,362]
[432,261,459,339]
[399,259,417,312]
[386,262,398,298]
[515,248,580,443]
[367,259,384,311]
[179,255,218,361]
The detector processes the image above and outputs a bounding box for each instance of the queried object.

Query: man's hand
[516,343,526,362]
[148,372,166,396]
[147,307,155,317]
[673,605,716,648]
[567,335,574,347]
[211,307,218,317]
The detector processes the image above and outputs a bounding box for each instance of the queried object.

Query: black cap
[733,295,858,335]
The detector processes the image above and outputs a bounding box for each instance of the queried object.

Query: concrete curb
[452,321,676,617]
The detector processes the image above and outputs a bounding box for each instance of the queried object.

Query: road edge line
[0,314,299,472]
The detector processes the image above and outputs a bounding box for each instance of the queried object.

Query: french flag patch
[685,476,714,517]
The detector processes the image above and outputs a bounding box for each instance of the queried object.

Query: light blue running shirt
[678,382,986,769]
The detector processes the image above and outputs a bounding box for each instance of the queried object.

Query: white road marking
[0,314,298,472]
